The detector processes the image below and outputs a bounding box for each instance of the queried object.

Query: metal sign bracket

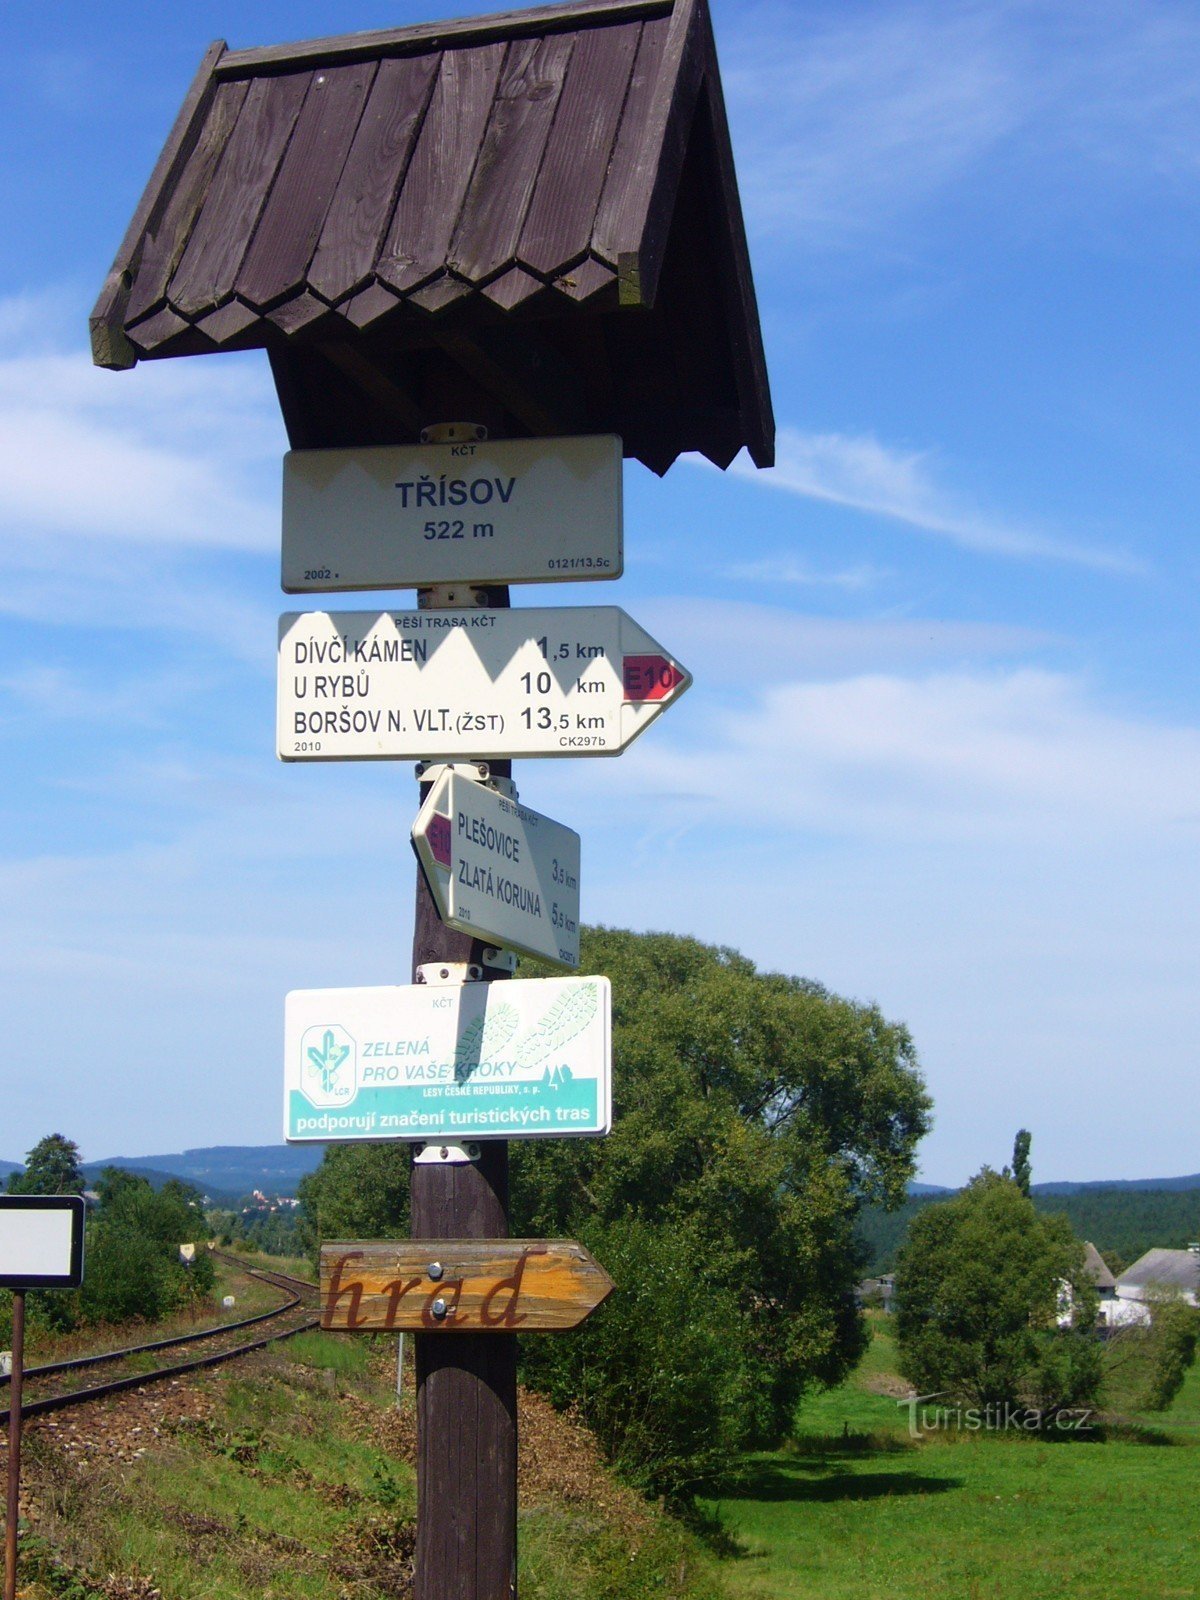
[416,961,483,985]
[415,761,518,802]
[417,583,491,610]
[412,1141,483,1166]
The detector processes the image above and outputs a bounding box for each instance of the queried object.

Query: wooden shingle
[91,0,773,474]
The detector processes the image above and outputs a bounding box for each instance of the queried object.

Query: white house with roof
[1058,1241,1118,1326]
[1099,1243,1200,1329]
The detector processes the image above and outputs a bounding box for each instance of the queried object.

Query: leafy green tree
[93,1166,145,1209]
[8,1133,85,1195]
[514,927,930,1498]
[77,1172,213,1323]
[527,1216,753,1499]
[894,1168,1101,1414]
[1011,1129,1032,1197]
[298,1143,410,1261]
[859,1187,1200,1280]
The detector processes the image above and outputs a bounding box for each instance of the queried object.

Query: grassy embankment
[18,1325,721,1600]
[707,1318,1200,1600]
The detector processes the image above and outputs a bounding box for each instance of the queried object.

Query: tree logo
[300,1024,357,1109]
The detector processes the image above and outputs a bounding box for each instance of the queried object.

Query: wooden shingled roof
[90,0,773,474]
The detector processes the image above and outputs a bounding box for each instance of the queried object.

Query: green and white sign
[284,976,611,1144]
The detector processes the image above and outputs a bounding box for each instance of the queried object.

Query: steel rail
[209,1253,318,1296]
[1,1255,318,1392]
[0,1285,303,1388]
[0,1314,320,1426]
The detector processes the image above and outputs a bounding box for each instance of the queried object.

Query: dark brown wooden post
[410,424,517,1598]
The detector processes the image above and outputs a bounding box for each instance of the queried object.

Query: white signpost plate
[282,435,622,592]
[0,1196,86,1289]
[278,606,690,761]
[414,770,581,969]
[284,977,611,1143]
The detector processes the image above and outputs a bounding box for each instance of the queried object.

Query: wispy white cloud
[733,427,1141,571]
[0,662,204,728]
[634,597,1049,682]
[725,3,1019,247]
[612,666,1200,846]
[0,536,277,662]
[0,345,281,551]
[0,297,284,656]
[724,0,1200,248]
[725,556,888,589]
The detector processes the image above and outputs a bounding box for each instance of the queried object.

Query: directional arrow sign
[413,769,581,969]
[320,1238,613,1332]
[277,607,690,761]
[284,976,611,1143]
[282,434,622,592]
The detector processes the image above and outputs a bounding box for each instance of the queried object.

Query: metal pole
[4,1291,24,1600]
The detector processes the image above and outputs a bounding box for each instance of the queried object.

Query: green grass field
[705,1321,1200,1600]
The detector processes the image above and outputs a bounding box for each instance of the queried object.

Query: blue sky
[2,0,1199,1182]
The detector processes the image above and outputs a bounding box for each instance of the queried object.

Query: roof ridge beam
[217,0,671,77]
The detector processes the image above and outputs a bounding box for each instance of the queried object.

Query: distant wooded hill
[861,1178,1200,1275]
[2,1144,328,1203]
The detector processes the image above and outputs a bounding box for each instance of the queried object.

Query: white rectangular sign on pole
[0,1196,86,1289]
[277,606,690,761]
[281,435,623,592]
[284,977,611,1143]
[413,769,581,969]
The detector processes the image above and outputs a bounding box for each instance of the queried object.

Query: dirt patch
[351,1346,647,1523]
[28,1377,218,1468]
[862,1372,916,1400]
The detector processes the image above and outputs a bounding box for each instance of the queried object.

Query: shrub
[519,1216,754,1503]
[1102,1292,1200,1414]
[895,1168,1102,1416]
[78,1226,183,1325]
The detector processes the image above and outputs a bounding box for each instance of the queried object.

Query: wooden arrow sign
[319,1239,613,1332]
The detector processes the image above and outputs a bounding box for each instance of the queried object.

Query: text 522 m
[423,520,495,541]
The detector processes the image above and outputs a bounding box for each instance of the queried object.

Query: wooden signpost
[92,3,773,1596]
[320,1240,613,1332]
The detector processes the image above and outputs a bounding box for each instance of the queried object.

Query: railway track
[209,1251,320,1299]
[1,1252,322,1426]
